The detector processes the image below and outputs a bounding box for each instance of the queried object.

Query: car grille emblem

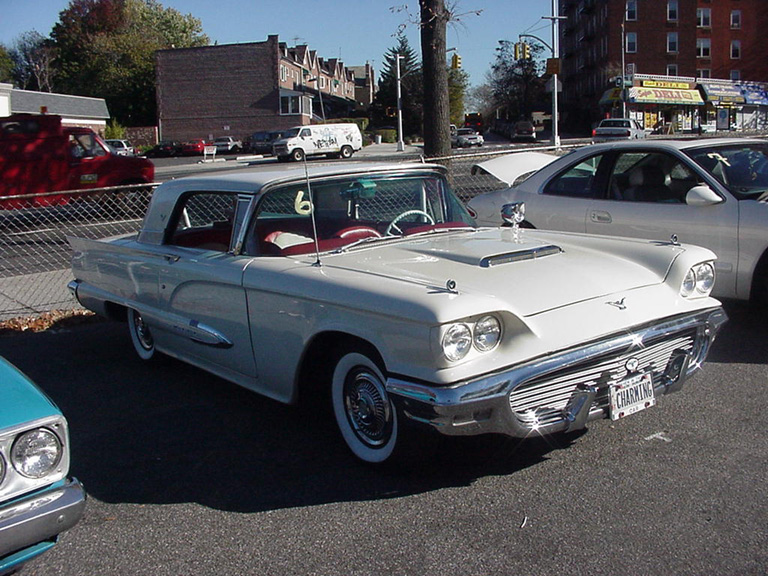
[625,357,640,373]
[607,297,627,310]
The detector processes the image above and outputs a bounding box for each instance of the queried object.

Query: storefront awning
[699,82,746,105]
[628,87,704,105]
[599,87,705,106]
[738,83,768,106]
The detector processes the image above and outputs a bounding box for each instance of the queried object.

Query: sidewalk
[0,268,76,320]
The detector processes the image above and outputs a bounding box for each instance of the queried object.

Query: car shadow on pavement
[0,320,583,514]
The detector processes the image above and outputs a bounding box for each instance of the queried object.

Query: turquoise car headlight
[442,323,473,362]
[473,315,502,352]
[11,428,62,479]
[681,262,716,298]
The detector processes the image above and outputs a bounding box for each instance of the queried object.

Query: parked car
[68,162,725,464]
[592,118,646,142]
[213,136,242,154]
[0,356,86,574]
[454,128,484,148]
[182,139,209,156]
[512,121,537,142]
[145,140,182,158]
[105,139,135,156]
[467,139,768,304]
[248,131,285,155]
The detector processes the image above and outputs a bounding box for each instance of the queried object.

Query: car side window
[543,154,605,198]
[167,192,238,251]
[609,152,690,203]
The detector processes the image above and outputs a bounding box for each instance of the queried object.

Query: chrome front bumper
[387,308,727,438]
[0,479,86,563]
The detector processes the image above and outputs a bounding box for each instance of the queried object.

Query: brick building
[559,0,768,132]
[156,35,369,142]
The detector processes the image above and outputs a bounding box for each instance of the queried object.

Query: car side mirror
[685,185,722,206]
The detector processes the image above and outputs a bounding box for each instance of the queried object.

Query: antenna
[302,157,322,267]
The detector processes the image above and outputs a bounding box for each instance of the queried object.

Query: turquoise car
[0,357,85,574]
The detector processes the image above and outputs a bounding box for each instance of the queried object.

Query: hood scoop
[480,244,562,268]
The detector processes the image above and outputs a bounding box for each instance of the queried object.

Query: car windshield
[248,172,476,256]
[283,128,301,138]
[684,143,768,199]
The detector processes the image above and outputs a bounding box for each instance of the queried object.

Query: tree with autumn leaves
[2,0,208,126]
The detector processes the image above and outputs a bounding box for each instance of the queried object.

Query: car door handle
[162,254,180,263]
[590,210,612,224]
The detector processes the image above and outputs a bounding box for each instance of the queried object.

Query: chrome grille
[509,330,696,420]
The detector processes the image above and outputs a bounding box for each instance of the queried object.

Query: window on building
[667,0,678,22]
[280,93,310,116]
[626,32,637,53]
[697,8,711,28]
[731,70,741,81]
[696,38,711,58]
[667,32,678,53]
[280,66,287,83]
[731,40,741,59]
[319,76,326,89]
[626,0,637,21]
[667,64,678,76]
[731,10,741,29]
[697,68,711,78]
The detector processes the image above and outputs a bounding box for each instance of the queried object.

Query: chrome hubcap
[133,313,153,351]
[344,368,392,447]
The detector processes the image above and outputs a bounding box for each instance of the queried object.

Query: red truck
[0,113,154,209]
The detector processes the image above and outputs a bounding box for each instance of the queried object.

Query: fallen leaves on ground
[0,309,99,335]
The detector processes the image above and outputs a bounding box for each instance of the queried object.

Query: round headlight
[695,262,715,295]
[473,315,501,352]
[442,323,472,362]
[11,428,62,479]
[681,268,696,297]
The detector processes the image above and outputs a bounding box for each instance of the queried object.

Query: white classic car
[68,163,726,464]
[468,139,768,306]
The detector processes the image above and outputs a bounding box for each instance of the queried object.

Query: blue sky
[0,0,555,87]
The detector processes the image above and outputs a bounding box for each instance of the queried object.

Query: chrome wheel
[332,352,397,463]
[128,308,156,361]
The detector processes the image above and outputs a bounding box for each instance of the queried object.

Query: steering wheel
[385,210,435,236]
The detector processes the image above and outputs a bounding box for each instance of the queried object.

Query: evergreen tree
[0,45,13,84]
[373,33,423,135]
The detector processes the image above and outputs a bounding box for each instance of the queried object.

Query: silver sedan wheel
[332,352,398,463]
[128,308,156,361]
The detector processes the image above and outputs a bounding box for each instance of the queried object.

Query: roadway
[0,299,765,575]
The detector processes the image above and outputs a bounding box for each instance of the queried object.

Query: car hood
[470,152,557,186]
[0,357,60,429]
[321,228,679,317]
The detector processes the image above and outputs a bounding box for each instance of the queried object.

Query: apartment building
[156,35,368,142]
[559,0,768,132]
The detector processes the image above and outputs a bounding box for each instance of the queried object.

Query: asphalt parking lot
[1,300,766,576]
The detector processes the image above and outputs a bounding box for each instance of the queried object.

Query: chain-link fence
[0,148,554,320]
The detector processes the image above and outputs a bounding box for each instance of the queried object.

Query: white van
[273,123,363,162]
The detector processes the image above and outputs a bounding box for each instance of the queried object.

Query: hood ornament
[607,297,627,310]
[501,202,526,243]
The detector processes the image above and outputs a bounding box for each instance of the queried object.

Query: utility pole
[396,54,405,152]
[542,0,567,147]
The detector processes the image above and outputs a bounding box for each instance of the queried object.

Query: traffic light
[514,42,521,60]
[451,53,462,69]
[523,43,531,59]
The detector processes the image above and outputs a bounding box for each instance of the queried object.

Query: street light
[306,76,326,123]
[396,54,405,151]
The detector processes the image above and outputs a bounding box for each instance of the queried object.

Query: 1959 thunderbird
[68,162,726,464]
[0,357,86,574]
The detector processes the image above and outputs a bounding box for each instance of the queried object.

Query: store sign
[700,82,746,104]
[630,88,704,105]
[641,80,691,90]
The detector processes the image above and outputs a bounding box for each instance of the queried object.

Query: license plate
[609,372,655,421]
